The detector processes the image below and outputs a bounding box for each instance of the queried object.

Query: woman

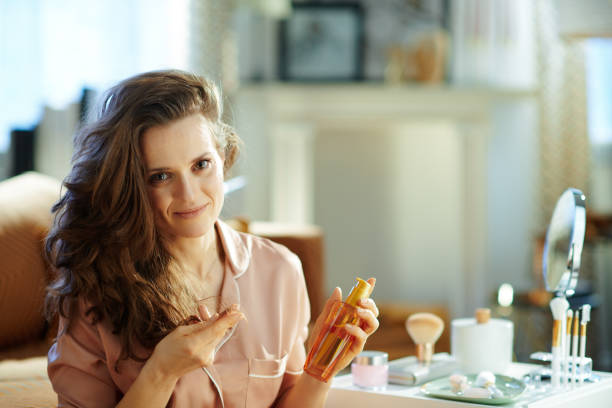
[45,70,379,407]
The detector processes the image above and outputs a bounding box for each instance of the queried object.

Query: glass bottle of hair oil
[304,278,373,382]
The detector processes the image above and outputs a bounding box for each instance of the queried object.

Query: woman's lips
[174,204,208,218]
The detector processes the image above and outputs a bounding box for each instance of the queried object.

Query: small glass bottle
[304,278,373,382]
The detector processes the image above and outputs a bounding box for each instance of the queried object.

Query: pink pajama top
[47,220,311,407]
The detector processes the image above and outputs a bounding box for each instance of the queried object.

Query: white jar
[351,351,388,390]
[451,308,513,374]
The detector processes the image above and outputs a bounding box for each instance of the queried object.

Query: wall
[234,84,538,318]
[487,101,540,295]
[313,121,465,313]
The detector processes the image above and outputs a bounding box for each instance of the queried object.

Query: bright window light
[0,0,190,153]
[498,283,514,307]
[585,38,612,146]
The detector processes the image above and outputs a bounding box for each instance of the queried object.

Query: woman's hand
[148,304,245,381]
[307,277,380,381]
[117,305,244,408]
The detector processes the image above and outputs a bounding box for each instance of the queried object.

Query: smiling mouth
[174,204,208,218]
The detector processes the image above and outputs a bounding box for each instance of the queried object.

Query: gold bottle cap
[345,277,372,306]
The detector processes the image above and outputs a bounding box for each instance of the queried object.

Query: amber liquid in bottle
[304,278,372,382]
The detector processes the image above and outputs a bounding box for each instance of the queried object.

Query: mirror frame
[542,188,586,297]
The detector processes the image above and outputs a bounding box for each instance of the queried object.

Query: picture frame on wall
[278,2,365,81]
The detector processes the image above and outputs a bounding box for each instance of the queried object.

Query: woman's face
[140,113,225,240]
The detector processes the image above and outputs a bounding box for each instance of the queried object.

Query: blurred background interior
[1,0,611,370]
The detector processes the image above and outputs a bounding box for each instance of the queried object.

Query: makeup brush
[579,305,591,384]
[572,308,579,384]
[550,297,569,388]
[564,309,573,387]
[405,313,444,365]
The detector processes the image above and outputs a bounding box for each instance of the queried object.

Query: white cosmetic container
[351,351,388,390]
[451,308,513,373]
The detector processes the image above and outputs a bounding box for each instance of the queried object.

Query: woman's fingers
[325,287,342,311]
[358,298,379,318]
[198,303,212,321]
[357,306,379,335]
[314,287,342,330]
[152,305,246,376]
[357,279,379,335]
[185,306,244,338]
[206,308,244,336]
[218,308,245,330]
[344,324,368,351]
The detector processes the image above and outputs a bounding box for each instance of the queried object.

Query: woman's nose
[176,174,196,201]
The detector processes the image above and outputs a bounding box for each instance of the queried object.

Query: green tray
[421,374,526,405]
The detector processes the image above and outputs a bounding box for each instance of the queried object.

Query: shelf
[237,82,537,122]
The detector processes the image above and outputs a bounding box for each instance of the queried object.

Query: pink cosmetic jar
[351,351,388,390]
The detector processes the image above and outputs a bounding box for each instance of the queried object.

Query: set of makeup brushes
[550,298,592,387]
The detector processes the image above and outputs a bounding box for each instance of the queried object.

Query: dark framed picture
[279,2,365,81]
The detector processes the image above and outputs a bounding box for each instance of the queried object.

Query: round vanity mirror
[542,188,586,296]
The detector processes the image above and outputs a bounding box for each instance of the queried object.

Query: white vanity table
[327,188,603,407]
[326,363,612,407]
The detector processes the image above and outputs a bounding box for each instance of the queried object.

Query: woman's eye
[150,172,169,183]
[195,159,211,170]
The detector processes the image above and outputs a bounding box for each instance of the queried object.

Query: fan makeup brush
[405,313,445,365]
[571,308,580,384]
[579,305,591,384]
[564,309,573,386]
[550,297,569,388]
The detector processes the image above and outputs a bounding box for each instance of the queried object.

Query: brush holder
[529,352,594,383]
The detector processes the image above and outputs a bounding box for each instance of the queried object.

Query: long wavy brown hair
[45,70,241,369]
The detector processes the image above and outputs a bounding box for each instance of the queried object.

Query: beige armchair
[0,172,60,407]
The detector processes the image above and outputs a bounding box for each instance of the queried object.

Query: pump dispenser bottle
[304,278,373,382]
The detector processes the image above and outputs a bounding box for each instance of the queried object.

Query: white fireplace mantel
[234,83,536,317]
[236,83,532,221]
[238,83,533,121]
